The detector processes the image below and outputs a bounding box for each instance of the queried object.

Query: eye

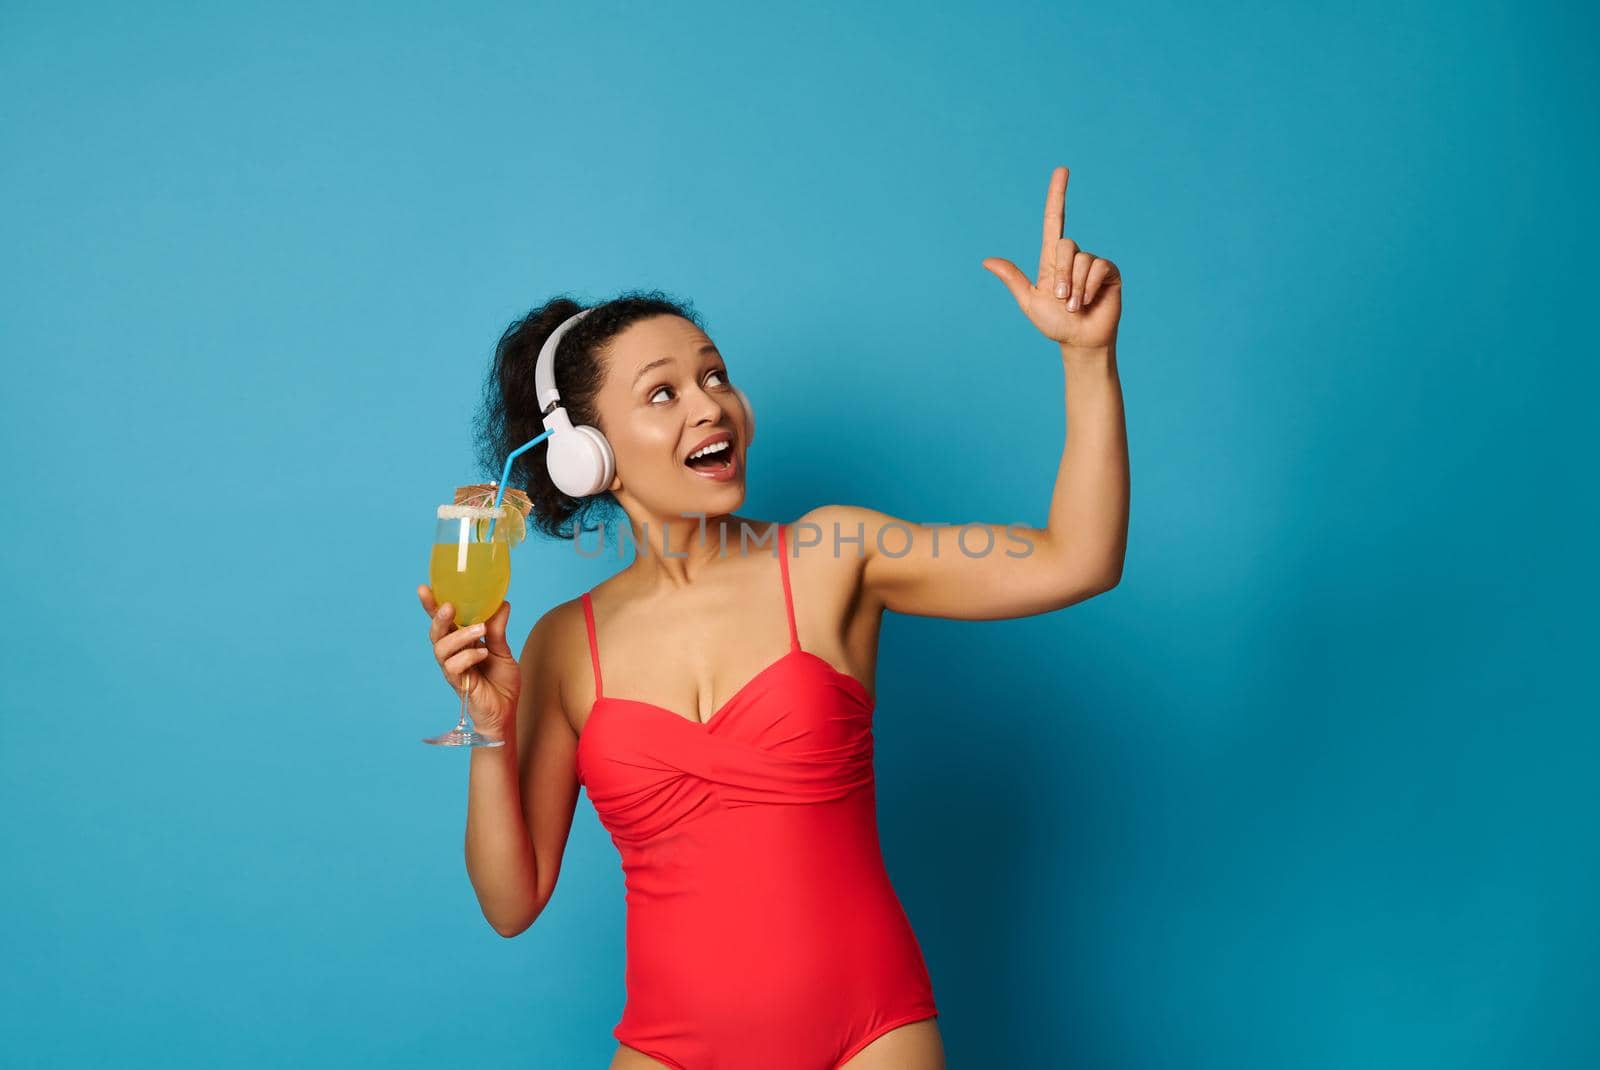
[648,368,728,405]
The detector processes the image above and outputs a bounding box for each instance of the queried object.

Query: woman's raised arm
[802,347,1126,623]
[801,165,1129,622]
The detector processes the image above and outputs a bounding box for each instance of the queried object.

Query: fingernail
[469,624,485,636]
[1055,282,1068,298]
[1067,297,1079,311]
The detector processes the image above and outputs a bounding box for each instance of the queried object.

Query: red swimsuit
[576,523,939,1069]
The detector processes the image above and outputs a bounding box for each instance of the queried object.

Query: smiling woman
[426,163,1128,1070]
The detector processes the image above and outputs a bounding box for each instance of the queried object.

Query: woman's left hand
[982,166,1122,350]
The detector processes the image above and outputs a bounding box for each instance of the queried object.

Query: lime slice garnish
[474,504,526,546]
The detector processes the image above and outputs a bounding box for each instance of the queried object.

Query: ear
[732,385,756,448]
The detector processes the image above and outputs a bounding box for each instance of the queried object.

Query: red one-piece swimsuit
[575,522,939,1070]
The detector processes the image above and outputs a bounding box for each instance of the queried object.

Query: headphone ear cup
[574,424,616,492]
[732,385,756,449]
[546,422,615,498]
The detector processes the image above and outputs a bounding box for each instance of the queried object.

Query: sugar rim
[437,504,504,520]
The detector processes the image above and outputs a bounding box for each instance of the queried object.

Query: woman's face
[592,315,749,517]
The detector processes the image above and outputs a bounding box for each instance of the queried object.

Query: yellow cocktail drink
[423,489,530,748]
[429,540,510,627]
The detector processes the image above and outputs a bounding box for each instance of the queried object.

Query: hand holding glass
[422,504,514,747]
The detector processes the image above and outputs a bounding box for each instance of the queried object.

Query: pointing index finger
[1036,166,1070,286]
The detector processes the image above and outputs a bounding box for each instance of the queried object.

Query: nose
[686,381,729,426]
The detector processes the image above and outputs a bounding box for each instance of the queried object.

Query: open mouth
[684,439,737,479]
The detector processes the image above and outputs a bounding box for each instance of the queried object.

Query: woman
[417,165,1128,1070]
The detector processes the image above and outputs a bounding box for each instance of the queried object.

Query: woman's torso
[555,518,939,1067]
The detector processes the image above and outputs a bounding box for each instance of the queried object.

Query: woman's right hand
[418,586,520,740]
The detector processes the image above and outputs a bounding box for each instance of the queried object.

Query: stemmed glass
[423,503,512,747]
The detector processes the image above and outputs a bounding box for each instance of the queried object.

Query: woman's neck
[619,512,777,590]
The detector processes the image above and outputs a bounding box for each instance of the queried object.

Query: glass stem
[456,678,470,731]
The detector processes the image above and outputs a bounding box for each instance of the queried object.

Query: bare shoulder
[518,596,583,660]
[792,503,884,557]
[791,504,881,607]
[792,503,897,554]
[518,596,591,733]
[794,503,885,542]
[795,503,922,548]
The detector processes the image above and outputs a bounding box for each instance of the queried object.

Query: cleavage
[607,644,792,725]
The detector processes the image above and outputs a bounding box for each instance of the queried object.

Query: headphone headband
[533,306,596,416]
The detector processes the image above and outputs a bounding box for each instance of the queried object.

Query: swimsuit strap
[778,523,800,653]
[580,591,604,698]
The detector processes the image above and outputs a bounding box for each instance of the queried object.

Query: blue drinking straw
[485,428,554,540]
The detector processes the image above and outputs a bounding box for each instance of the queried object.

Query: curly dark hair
[472,290,708,540]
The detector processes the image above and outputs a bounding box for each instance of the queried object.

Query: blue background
[2,1,1595,1067]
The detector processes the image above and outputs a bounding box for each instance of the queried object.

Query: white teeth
[687,440,730,460]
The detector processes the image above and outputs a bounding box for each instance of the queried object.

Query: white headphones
[533,306,756,497]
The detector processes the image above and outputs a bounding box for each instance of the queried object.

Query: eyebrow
[632,344,721,386]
